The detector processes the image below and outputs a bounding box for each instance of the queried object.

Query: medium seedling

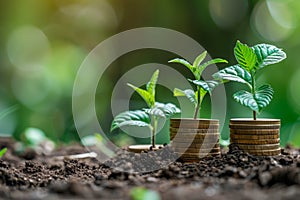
[169,51,227,119]
[213,40,286,120]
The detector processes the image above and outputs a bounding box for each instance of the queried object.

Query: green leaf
[234,40,257,72]
[173,88,197,105]
[0,148,7,158]
[111,110,151,131]
[198,58,228,75]
[198,88,208,104]
[233,85,273,112]
[146,70,159,97]
[212,65,252,89]
[144,102,180,118]
[168,58,195,73]
[189,80,219,93]
[254,85,274,111]
[127,83,154,108]
[206,80,220,92]
[252,43,287,69]
[188,79,210,92]
[193,51,207,68]
[130,187,161,200]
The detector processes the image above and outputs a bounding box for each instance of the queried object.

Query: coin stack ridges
[170,118,220,162]
[230,118,281,156]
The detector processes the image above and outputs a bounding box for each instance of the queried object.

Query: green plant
[111,70,180,148]
[169,51,228,119]
[0,147,7,158]
[213,40,286,120]
[130,187,161,200]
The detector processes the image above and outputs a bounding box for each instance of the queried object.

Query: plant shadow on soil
[0,138,300,200]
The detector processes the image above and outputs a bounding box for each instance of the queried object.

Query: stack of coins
[170,118,221,162]
[230,119,281,156]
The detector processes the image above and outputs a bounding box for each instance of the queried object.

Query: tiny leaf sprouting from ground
[130,187,161,200]
[0,148,7,158]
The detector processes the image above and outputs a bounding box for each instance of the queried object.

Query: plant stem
[253,111,257,120]
[251,72,257,120]
[193,87,201,119]
[151,116,157,148]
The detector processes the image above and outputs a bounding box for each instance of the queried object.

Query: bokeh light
[209,0,248,29]
[251,0,297,42]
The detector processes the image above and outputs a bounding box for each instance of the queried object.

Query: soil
[1,138,300,200]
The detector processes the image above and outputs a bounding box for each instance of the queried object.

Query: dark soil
[1,138,300,200]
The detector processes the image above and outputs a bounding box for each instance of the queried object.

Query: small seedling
[111,70,180,148]
[213,40,286,120]
[0,147,7,158]
[169,51,228,119]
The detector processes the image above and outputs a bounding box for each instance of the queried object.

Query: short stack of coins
[170,119,221,162]
[230,119,281,156]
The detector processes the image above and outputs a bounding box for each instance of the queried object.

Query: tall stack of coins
[170,119,221,162]
[230,119,281,156]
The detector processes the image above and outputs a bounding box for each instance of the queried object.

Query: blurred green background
[1,0,300,147]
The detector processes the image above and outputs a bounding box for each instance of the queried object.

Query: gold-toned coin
[179,152,221,158]
[230,119,280,125]
[171,118,219,124]
[174,147,220,154]
[170,127,219,134]
[230,133,279,140]
[245,148,281,156]
[171,142,220,149]
[171,119,219,129]
[229,125,280,130]
[173,137,219,144]
[172,133,219,139]
[237,144,280,150]
[170,132,219,140]
[230,129,279,135]
[231,138,280,145]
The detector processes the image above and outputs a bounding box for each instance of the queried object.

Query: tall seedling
[111,70,180,148]
[213,41,286,119]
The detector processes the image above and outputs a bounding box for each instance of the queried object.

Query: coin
[171,142,220,149]
[245,148,281,156]
[170,132,219,140]
[173,137,219,144]
[230,129,279,135]
[230,133,279,140]
[230,118,280,125]
[230,138,280,145]
[172,133,219,138]
[171,119,219,129]
[174,147,220,154]
[179,152,221,158]
[229,125,280,130]
[170,127,219,134]
[237,144,280,150]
